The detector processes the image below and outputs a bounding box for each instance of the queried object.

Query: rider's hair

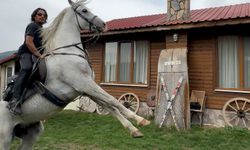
[31,8,48,23]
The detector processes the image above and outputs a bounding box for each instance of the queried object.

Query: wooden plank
[155,48,190,130]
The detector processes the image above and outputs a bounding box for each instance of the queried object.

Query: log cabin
[82,2,250,127]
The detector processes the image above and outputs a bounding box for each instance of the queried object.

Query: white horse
[0,0,150,149]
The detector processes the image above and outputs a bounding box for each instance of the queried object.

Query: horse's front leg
[92,97,143,137]
[62,73,150,134]
[66,72,149,124]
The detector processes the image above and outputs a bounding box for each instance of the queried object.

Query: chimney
[167,0,190,21]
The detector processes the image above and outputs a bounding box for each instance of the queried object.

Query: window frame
[4,64,14,89]
[216,35,250,91]
[102,40,150,87]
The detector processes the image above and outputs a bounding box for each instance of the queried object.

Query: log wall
[85,25,250,109]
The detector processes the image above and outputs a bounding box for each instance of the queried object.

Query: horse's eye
[82,9,88,13]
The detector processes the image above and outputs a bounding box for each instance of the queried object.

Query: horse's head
[68,0,106,33]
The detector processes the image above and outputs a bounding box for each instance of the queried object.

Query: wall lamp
[173,33,178,42]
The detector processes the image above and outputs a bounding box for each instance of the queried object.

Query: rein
[42,40,93,70]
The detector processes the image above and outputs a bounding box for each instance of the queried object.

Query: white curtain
[244,37,250,88]
[119,43,131,82]
[133,41,149,84]
[218,36,239,88]
[104,42,117,82]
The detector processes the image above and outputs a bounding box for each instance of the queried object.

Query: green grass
[12,110,250,150]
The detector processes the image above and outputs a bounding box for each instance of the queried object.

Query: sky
[1,0,250,52]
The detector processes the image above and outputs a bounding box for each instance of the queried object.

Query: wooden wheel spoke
[228,104,238,112]
[124,96,128,102]
[245,116,250,121]
[129,105,137,110]
[229,115,238,122]
[128,94,131,101]
[130,101,138,107]
[242,101,247,110]
[225,111,237,115]
[245,108,250,113]
[129,97,136,103]
[245,113,250,117]
[130,101,137,105]
[235,118,240,126]
[234,100,240,110]
[242,118,247,128]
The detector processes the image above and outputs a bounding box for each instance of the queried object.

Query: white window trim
[214,89,250,94]
[100,82,148,88]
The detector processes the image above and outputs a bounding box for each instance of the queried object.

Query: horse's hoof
[138,119,151,126]
[131,130,143,138]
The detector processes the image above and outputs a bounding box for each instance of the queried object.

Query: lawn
[12,110,250,150]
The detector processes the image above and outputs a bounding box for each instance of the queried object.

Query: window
[104,41,149,85]
[4,66,13,88]
[104,42,117,82]
[218,36,250,89]
[6,67,13,79]
[244,37,250,88]
[119,42,132,82]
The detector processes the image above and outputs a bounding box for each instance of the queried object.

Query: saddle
[3,59,46,102]
[3,59,68,107]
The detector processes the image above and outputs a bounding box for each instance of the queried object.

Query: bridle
[72,4,100,32]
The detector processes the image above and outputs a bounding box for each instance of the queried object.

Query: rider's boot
[7,98,22,115]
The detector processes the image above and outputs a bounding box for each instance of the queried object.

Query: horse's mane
[41,8,67,51]
[41,0,87,52]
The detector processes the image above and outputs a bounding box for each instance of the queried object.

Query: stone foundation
[138,102,226,127]
[203,108,226,127]
[70,99,227,128]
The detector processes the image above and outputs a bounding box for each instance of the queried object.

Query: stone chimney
[167,0,190,21]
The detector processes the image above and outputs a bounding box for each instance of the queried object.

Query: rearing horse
[0,0,150,149]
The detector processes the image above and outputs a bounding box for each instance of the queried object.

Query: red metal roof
[0,53,17,65]
[106,3,250,31]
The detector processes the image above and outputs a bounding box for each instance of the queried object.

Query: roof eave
[81,18,250,37]
[0,53,17,65]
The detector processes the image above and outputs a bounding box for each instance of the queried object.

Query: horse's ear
[68,0,74,5]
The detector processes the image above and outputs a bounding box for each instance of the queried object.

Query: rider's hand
[39,55,44,59]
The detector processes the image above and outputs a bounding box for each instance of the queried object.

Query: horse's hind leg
[0,102,15,150]
[0,125,13,150]
[15,122,44,150]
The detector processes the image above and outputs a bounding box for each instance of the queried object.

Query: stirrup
[7,99,22,115]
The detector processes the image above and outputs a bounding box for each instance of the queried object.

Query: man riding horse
[7,8,48,115]
[0,1,150,149]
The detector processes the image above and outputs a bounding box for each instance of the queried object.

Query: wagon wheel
[118,93,140,113]
[222,97,250,129]
[96,105,109,115]
[78,97,96,113]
